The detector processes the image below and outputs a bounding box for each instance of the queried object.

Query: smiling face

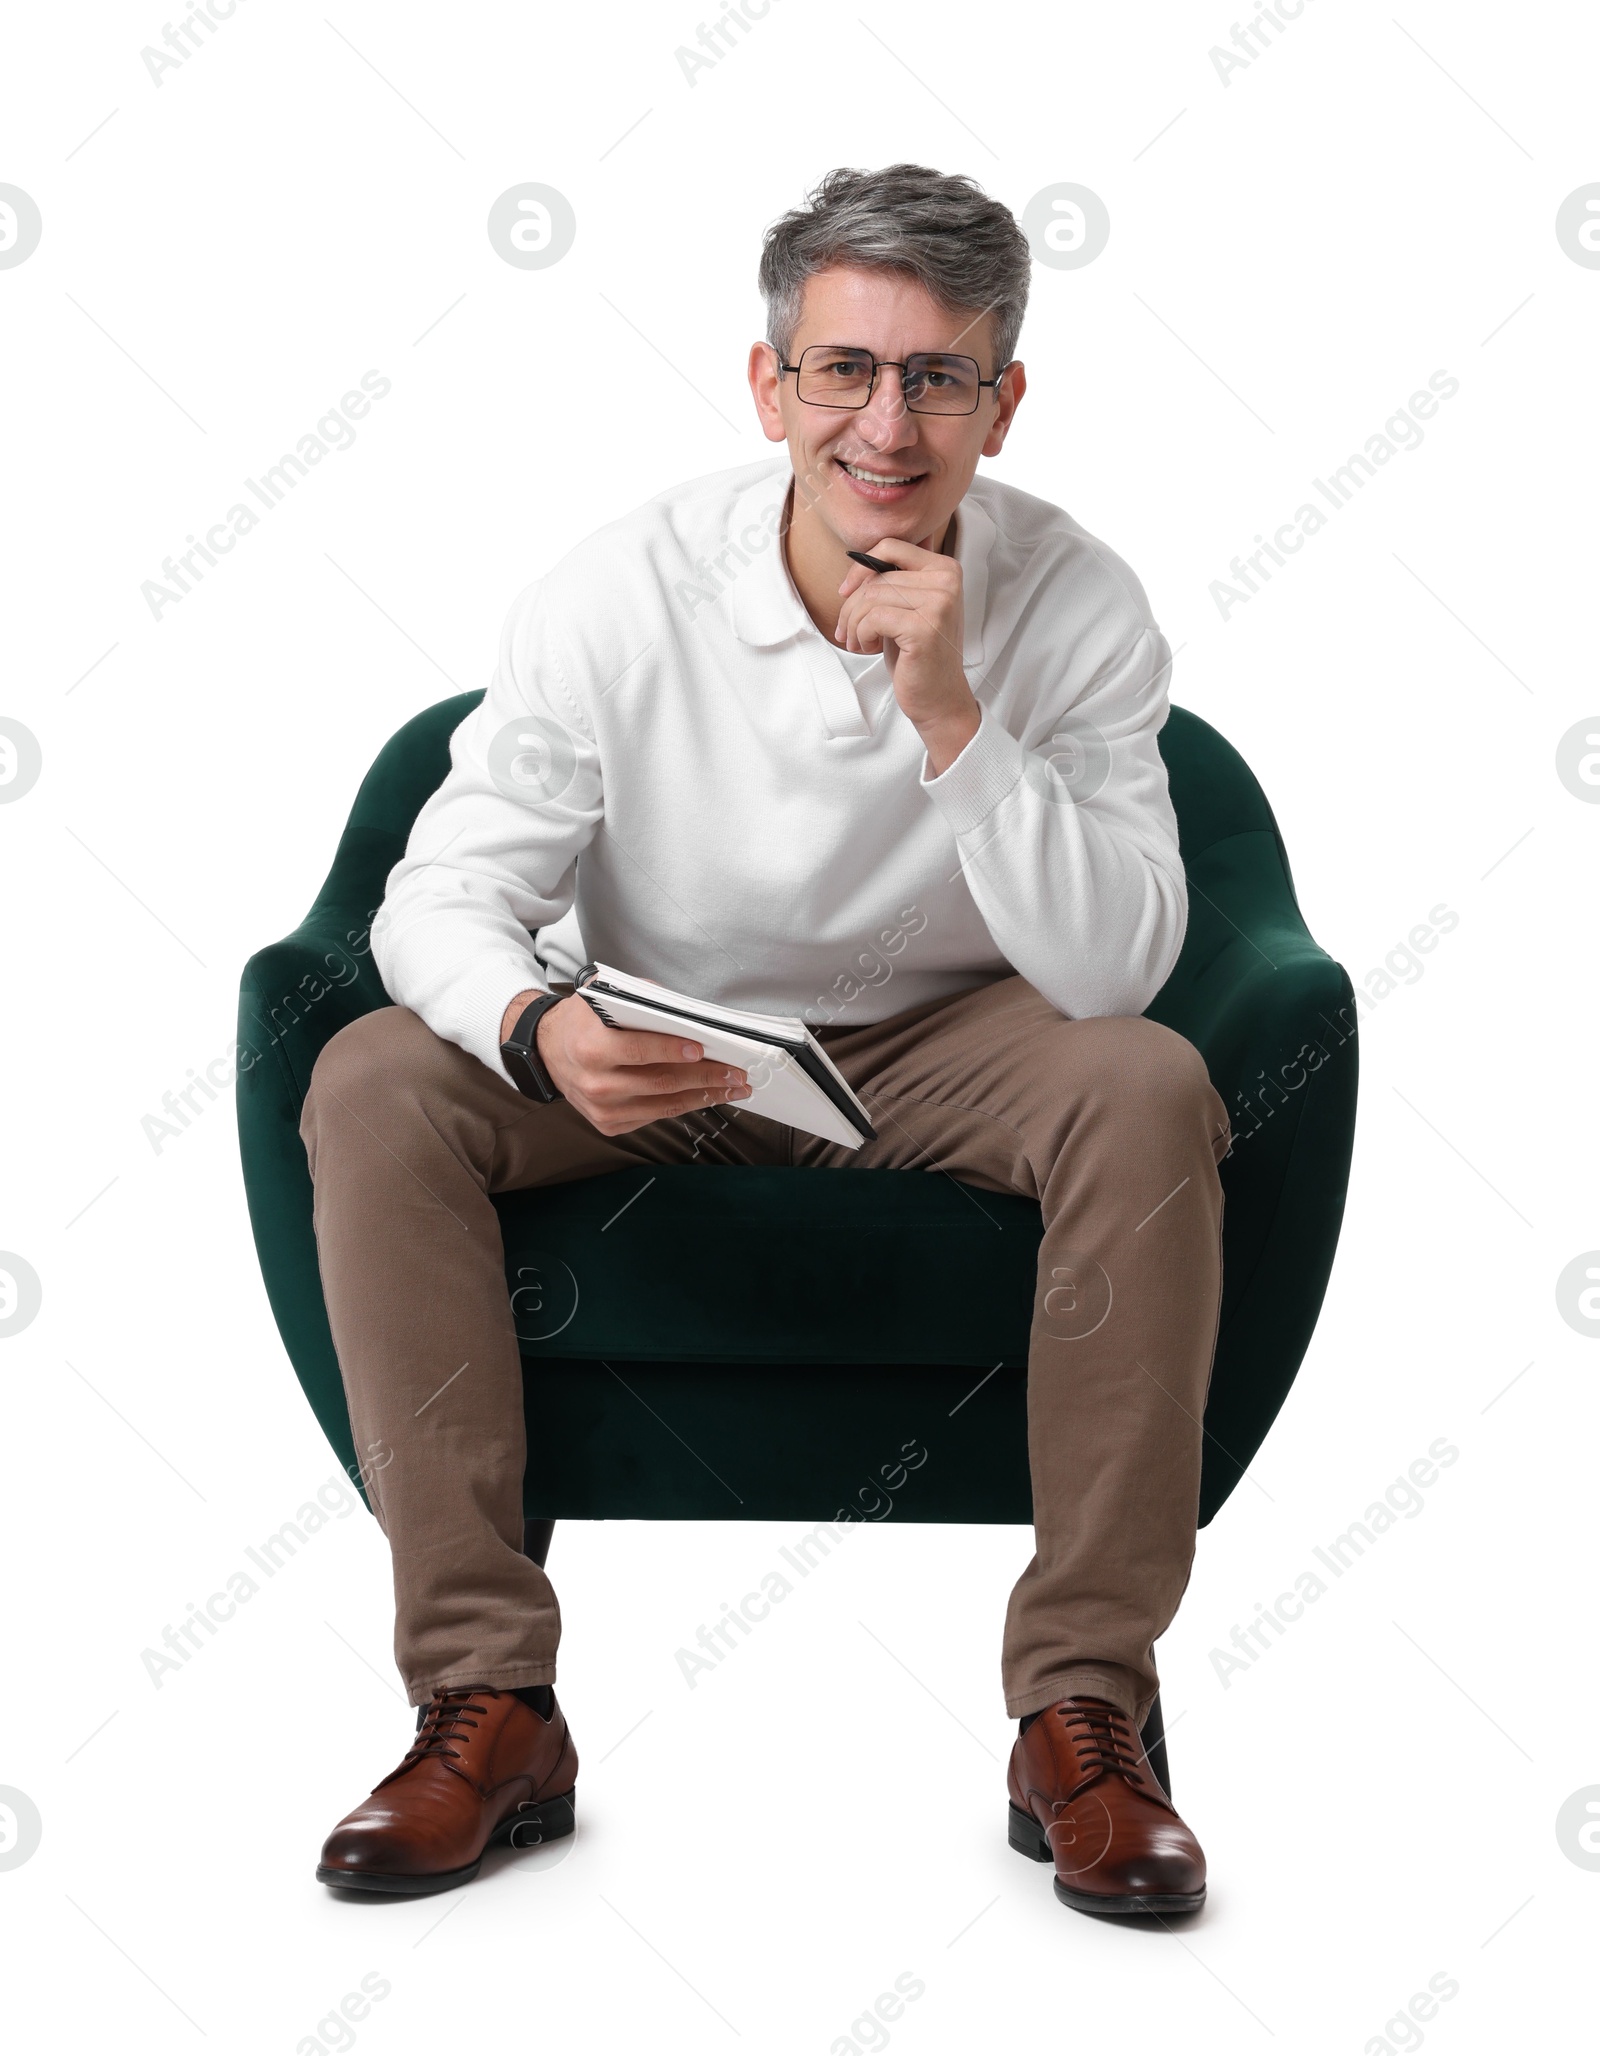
[748,264,1025,578]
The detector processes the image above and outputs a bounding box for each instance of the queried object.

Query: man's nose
[854,366,922,450]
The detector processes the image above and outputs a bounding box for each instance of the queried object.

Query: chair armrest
[1148,827,1349,1078]
[238,909,390,1111]
[1146,825,1359,1520]
[235,909,390,1498]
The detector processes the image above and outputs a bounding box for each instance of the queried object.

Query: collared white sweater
[370,457,1186,1089]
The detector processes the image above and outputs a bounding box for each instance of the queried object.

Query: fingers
[836,585,911,650]
[854,537,928,573]
[577,1053,749,1108]
[836,538,947,605]
[565,1008,757,1138]
[581,1079,753,1138]
[836,559,907,601]
[837,598,912,653]
[607,1024,710,1066]
[835,567,959,652]
[581,1017,746,1078]
[605,1060,747,1099]
[662,1080,753,1117]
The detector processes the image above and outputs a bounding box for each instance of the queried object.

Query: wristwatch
[499,991,566,1102]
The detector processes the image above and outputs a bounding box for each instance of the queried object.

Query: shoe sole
[1007,1802,1206,1917]
[316,1787,577,1896]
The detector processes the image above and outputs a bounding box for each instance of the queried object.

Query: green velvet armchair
[237,691,1357,1785]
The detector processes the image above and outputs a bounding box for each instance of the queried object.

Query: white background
[2,0,1596,2049]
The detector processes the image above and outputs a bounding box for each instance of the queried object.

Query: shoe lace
[396,1689,491,1773]
[1057,1700,1145,1785]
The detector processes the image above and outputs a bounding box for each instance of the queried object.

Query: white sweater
[370,457,1186,1088]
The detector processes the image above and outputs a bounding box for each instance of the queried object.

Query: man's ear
[747,340,789,444]
[982,360,1026,459]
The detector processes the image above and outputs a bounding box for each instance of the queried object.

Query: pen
[846,549,896,574]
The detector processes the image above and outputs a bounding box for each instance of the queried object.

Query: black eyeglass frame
[774,343,1013,417]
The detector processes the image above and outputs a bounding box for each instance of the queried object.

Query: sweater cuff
[444,951,553,1085]
[918,703,1025,836]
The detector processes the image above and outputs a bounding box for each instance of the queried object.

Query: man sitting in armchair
[300,160,1230,1916]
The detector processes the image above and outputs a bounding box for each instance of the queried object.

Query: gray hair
[758,163,1031,376]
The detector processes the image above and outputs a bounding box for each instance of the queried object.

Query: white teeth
[842,463,923,485]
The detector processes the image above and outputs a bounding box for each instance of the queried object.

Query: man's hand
[500,990,750,1137]
[834,537,980,775]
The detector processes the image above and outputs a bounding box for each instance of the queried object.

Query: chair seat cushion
[499,1164,1041,1367]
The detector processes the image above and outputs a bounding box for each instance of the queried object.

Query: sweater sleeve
[370,581,603,1084]
[917,626,1186,1020]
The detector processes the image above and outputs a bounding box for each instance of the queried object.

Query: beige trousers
[299,974,1229,1724]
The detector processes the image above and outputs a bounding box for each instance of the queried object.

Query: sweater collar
[727,463,992,674]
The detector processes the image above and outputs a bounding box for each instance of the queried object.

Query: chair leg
[1140,1690,1171,1799]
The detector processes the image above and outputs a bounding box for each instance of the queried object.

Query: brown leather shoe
[1007,1696,1206,1916]
[317,1686,578,1895]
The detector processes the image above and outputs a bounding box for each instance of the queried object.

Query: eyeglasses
[776,343,1009,417]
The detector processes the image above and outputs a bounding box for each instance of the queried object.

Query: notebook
[573,961,877,1150]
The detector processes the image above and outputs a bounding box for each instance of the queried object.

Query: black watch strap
[499,991,565,1102]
